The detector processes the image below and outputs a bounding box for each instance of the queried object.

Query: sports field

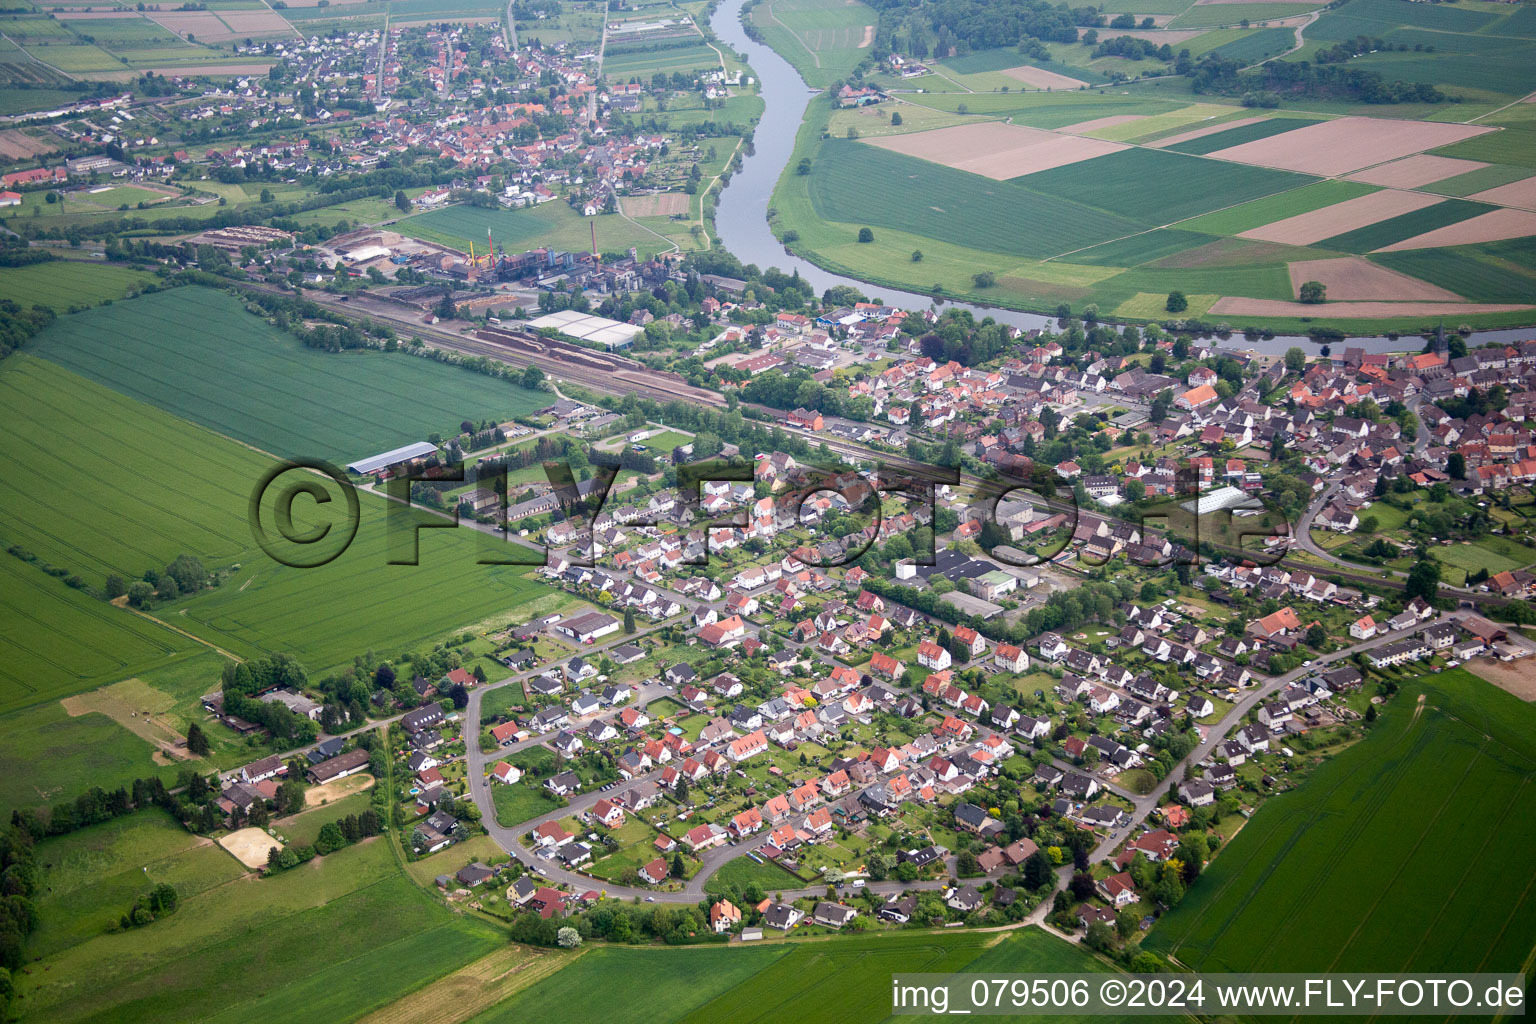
[32,286,547,464]
[1147,670,1536,976]
[750,0,875,88]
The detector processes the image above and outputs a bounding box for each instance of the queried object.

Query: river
[704,0,1533,355]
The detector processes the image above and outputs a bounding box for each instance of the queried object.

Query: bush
[857,227,874,243]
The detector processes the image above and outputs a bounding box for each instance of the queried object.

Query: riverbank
[707,0,1536,347]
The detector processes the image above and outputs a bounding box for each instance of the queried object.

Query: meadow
[33,286,548,463]
[0,696,177,816]
[17,838,504,1024]
[604,43,722,80]
[1146,670,1536,976]
[402,200,679,260]
[749,0,875,88]
[28,809,243,959]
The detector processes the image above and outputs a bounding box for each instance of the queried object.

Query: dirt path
[354,945,575,1024]
[110,595,244,663]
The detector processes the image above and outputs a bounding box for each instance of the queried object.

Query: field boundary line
[118,603,244,662]
[763,0,822,70]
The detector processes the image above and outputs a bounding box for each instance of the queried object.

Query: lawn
[18,837,503,1024]
[32,286,547,464]
[702,850,801,896]
[1146,669,1536,975]
[401,201,681,261]
[0,260,159,310]
[750,0,876,88]
[491,782,564,827]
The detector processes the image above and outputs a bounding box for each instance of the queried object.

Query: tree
[624,607,636,634]
[521,365,545,390]
[1284,347,1306,373]
[1069,872,1097,901]
[105,574,127,599]
[890,111,903,125]
[1023,849,1055,890]
[185,722,211,757]
[395,190,411,212]
[1085,920,1115,951]
[435,293,456,320]
[911,250,923,262]
[557,926,582,948]
[972,271,996,288]
[1299,280,1326,304]
[796,158,812,175]
[1446,452,1465,479]
[1165,291,1188,313]
[956,850,982,876]
[1305,623,1327,649]
[857,227,874,243]
[1405,557,1440,604]
[671,852,686,877]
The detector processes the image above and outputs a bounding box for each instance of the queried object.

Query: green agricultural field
[0,551,197,714]
[750,0,876,87]
[32,286,547,463]
[1371,247,1536,303]
[604,42,721,79]
[1067,229,1220,267]
[28,809,243,958]
[18,838,504,1024]
[467,944,791,1024]
[402,200,681,260]
[0,260,159,311]
[807,139,1146,260]
[0,353,555,677]
[1147,670,1536,976]
[1015,148,1316,225]
[1169,3,1318,29]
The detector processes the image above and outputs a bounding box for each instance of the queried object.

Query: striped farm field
[1163,116,1323,156]
[1014,147,1316,224]
[1315,198,1496,253]
[807,138,1145,259]
[1147,670,1536,976]
[1370,247,1536,303]
[0,260,159,311]
[32,286,547,464]
[1174,179,1379,236]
